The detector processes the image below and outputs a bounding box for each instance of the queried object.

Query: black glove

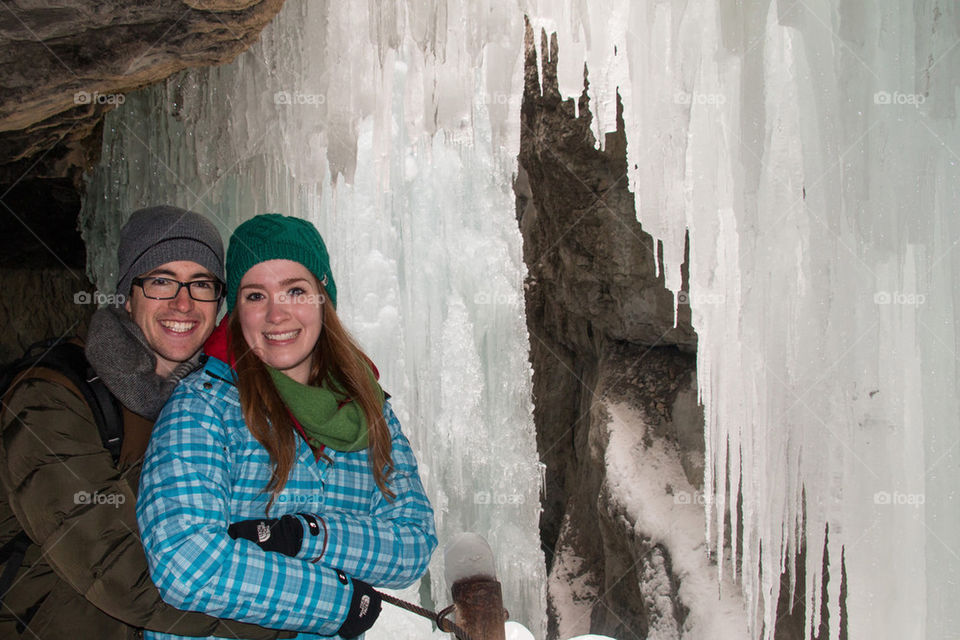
[337,577,382,638]
[227,514,320,557]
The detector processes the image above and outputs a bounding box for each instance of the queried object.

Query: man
[0,206,292,639]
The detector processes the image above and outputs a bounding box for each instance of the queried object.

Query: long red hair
[228,282,394,513]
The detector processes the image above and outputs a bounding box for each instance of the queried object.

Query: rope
[376,589,476,640]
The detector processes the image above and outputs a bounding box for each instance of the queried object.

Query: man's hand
[227,514,322,557]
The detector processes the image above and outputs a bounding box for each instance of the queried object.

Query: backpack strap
[0,531,31,603]
[0,339,125,609]
[10,341,124,464]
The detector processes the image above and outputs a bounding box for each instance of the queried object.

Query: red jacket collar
[203,316,234,366]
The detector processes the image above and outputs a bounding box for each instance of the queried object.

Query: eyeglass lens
[141,278,222,301]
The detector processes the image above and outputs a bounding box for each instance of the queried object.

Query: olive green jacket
[0,365,294,640]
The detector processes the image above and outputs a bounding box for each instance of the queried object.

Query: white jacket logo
[257,522,271,543]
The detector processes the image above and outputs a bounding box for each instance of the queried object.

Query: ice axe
[442,532,508,640]
[372,532,507,640]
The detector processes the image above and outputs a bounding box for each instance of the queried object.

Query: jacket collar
[204,315,233,365]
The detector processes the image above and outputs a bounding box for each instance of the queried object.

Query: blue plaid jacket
[136,356,437,639]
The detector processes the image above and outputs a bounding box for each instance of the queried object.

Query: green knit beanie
[226,214,337,312]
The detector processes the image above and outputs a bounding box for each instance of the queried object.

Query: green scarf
[267,366,383,452]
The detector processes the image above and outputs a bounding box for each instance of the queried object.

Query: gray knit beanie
[116,206,225,297]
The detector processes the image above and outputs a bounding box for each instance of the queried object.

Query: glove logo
[257,521,272,543]
[358,595,370,617]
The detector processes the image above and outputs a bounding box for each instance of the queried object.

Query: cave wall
[0,0,286,186]
[0,1,286,363]
[517,24,704,639]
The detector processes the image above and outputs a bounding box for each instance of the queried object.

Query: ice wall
[81,1,546,635]
[82,0,959,638]
[529,1,960,639]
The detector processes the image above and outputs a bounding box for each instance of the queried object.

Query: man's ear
[124,296,132,314]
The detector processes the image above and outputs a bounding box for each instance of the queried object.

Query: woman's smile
[237,259,324,384]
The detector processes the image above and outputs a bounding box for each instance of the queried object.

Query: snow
[506,621,616,640]
[547,523,600,638]
[603,402,749,639]
[444,532,498,585]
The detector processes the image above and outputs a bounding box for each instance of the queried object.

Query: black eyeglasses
[131,276,224,302]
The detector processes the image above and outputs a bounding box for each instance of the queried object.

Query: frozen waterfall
[81,1,958,639]
[531,1,959,639]
[82,1,545,636]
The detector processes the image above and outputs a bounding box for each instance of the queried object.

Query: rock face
[518,23,703,639]
[0,0,285,186]
[0,1,285,363]
[0,266,96,363]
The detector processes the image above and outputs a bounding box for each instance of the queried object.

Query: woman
[137,214,437,639]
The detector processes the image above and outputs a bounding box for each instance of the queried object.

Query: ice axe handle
[450,576,507,640]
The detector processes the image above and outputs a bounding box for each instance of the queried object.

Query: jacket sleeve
[0,377,294,640]
[136,382,353,636]
[296,402,437,588]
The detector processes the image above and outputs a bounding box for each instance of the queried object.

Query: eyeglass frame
[131,276,224,302]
